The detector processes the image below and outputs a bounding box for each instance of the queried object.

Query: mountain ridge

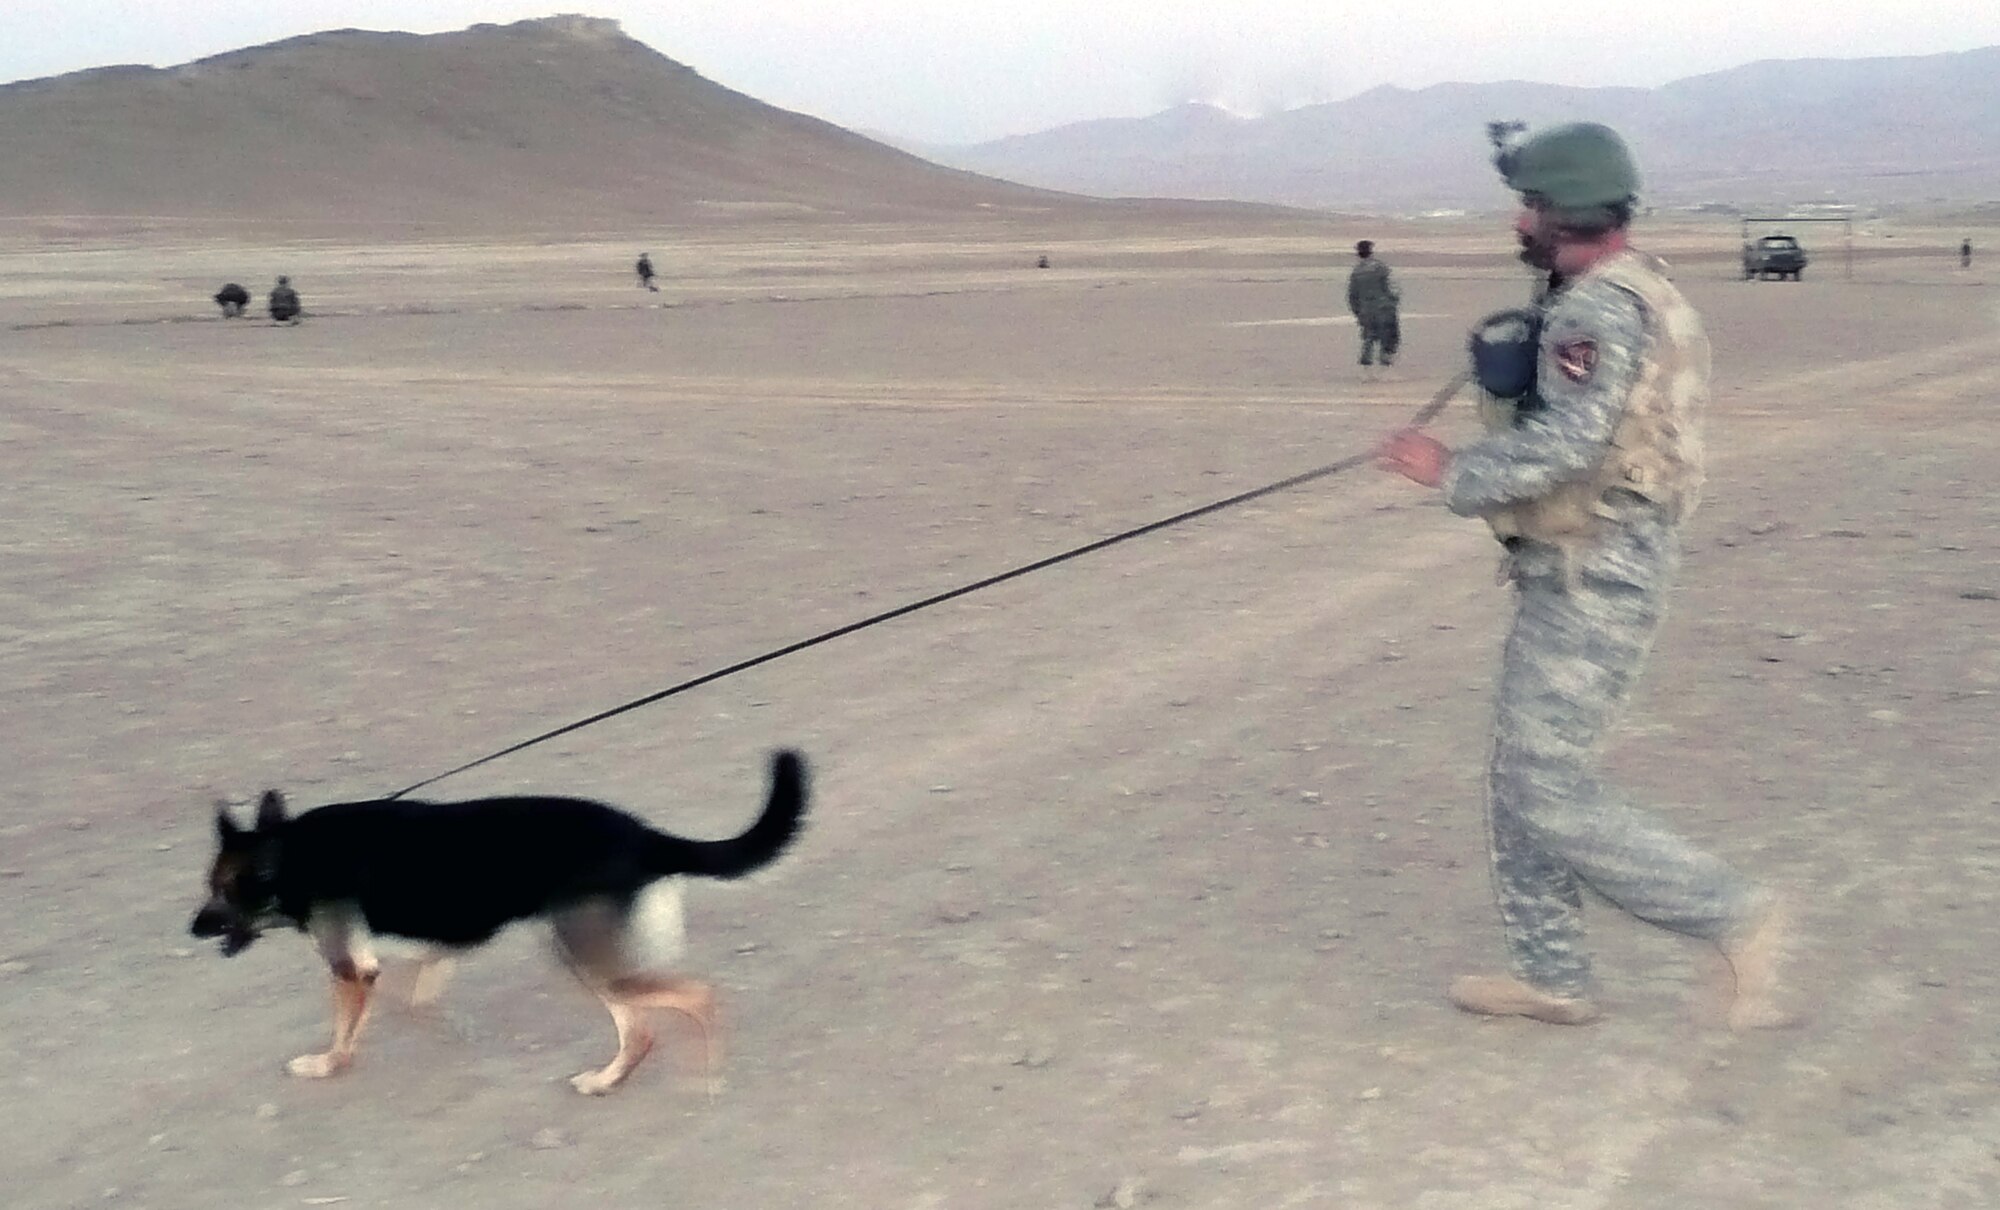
[920,45,2000,209]
[10,20,1995,225]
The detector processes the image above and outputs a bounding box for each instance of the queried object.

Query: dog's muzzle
[190,906,260,957]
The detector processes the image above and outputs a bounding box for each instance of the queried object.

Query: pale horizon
[9,2,2000,145]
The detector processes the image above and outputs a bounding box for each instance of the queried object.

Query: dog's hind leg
[564,976,717,1097]
[568,992,658,1096]
[553,904,661,1095]
[609,975,720,1097]
[552,886,715,1096]
[289,915,380,1079]
[408,952,456,1010]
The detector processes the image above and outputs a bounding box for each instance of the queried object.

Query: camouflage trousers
[1357,311,1400,363]
[1485,561,1763,997]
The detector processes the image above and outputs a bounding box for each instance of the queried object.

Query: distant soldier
[1962,238,1973,270]
[268,276,302,324]
[213,282,250,318]
[1346,239,1401,367]
[636,252,658,292]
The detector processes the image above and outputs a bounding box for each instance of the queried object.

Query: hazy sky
[10,2,2000,144]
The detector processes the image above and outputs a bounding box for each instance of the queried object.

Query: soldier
[1376,123,1789,1030]
[268,276,302,325]
[636,252,658,292]
[1961,238,1973,270]
[213,282,250,318]
[1347,240,1401,367]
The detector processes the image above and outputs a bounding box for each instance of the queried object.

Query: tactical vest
[1480,250,1708,557]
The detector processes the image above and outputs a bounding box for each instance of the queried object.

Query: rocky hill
[0,15,1078,228]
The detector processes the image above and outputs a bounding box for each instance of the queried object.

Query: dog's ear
[255,790,288,832]
[215,806,242,843]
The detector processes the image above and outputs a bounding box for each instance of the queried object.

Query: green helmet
[1496,122,1639,224]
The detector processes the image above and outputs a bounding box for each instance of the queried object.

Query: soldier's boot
[1716,895,1796,1031]
[1448,975,1601,1025]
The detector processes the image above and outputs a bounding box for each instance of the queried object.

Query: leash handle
[387,375,1471,799]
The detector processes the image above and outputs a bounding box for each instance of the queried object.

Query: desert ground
[2,212,1998,1209]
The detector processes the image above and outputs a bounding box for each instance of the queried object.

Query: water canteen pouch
[1469,308,1542,399]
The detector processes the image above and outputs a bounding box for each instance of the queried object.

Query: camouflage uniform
[1444,249,1766,997]
[1347,256,1401,365]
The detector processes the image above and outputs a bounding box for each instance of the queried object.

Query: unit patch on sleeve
[1554,339,1598,383]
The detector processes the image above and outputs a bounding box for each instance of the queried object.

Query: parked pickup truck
[1742,235,1809,281]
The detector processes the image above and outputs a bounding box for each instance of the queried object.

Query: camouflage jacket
[1445,249,1708,580]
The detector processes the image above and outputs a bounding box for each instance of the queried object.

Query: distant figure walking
[213,283,250,318]
[268,276,302,325]
[1347,240,1401,367]
[1961,238,1973,270]
[636,252,658,292]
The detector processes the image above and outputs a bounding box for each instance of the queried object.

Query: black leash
[387,374,1469,799]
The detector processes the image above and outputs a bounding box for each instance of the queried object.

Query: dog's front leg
[288,957,379,1078]
[290,919,380,1078]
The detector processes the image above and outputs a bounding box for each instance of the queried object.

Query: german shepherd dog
[190,750,806,1095]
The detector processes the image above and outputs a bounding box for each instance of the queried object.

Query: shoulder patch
[1554,338,1598,383]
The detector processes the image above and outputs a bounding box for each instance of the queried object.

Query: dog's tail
[649,749,808,880]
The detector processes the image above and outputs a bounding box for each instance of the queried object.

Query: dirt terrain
[2,217,1998,1209]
